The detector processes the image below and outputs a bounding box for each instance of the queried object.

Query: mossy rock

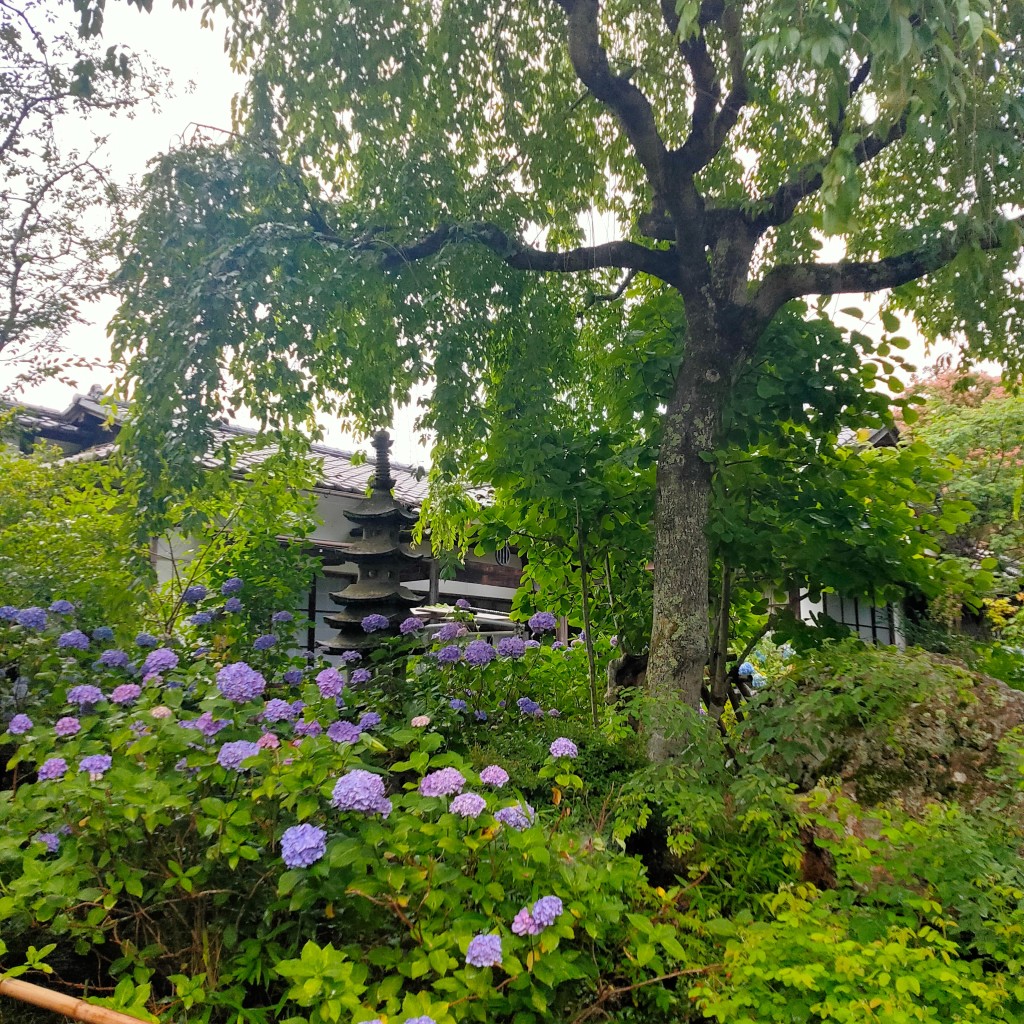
[742,640,1024,808]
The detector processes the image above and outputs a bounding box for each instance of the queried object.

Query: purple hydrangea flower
[16,607,47,630]
[528,611,557,633]
[111,683,142,706]
[403,1018,437,1024]
[221,577,243,595]
[0,605,18,621]
[549,737,578,759]
[465,933,502,968]
[280,823,327,868]
[253,634,277,651]
[182,584,207,604]
[316,668,344,699]
[37,757,67,781]
[474,710,488,722]
[449,698,467,711]
[294,719,323,738]
[479,765,509,788]
[49,599,74,615]
[272,610,294,624]
[512,907,540,936]
[497,636,526,659]
[34,832,60,853]
[142,648,178,676]
[263,698,298,723]
[435,622,465,642]
[419,767,466,797]
[531,895,564,928]
[134,632,158,648]
[54,716,81,737]
[464,640,496,667]
[216,662,267,702]
[283,668,303,685]
[456,598,472,610]
[79,754,112,777]
[257,731,279,750]
[189,711,230,739]
[217,740,261,771]
[57,630,90,651]
[524,639,541,649]
[67,685,103,709]
[350,667,372,685]
[495,803,535,831]
[224,597,243,613]
[399,616,421,634]
[340,650,362,663]
[7,713,33,735]
[97,648,130,669]
[361,613,390,633]
[188,612,213,626]
[450,792,487,819]
[326,720,361,744]
[548,708,561,718]
[552,641,565,650]
[436,645,462,664]
[517,697,541,716]
[358,711,381,730]
[331,769,391,817]
[130,720,150,736]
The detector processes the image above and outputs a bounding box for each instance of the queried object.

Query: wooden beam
[0,978,152,1024]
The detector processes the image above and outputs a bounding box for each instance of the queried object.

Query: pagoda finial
[372,429,395,492]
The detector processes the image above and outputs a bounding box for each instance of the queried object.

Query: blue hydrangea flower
[79,754,113,778]
[497,636,526,658]
[479,765,509,787]
[738,661,755,677]
[7,713,32,735]
[58,629,90,651]
[67,685,103,709]
[435,622,465,642]
[16,607,47,630]
[223,597,243,613]
[221,577,243,595]
[399,616,421,634]
[182,584,207,604]
[340,649,362,663]
[358,711,381,730]
[474,709,488,722]
[450,792,486,819]
[419,767,466,797]
[34,832,60,853]
[0,605,18,621]
[272,610,294,624]
[316,667,344,698]
[752,672,767,688]
[464,640,495,667]
[134,632,158,648]
[465,933,502,968]
[253,634,277,651]
[54,716,80,737]
[216,662,267,702]
[549,737,578,758]
[527,611,557,633]
[327,720,361,744]
[188,612,214,626]
[531,895,564,928]
[48,599,74,615]
[217,740,261,771]
[97,648,130,670]
[111,683,142,705]
[92,626,114,642]
[142,648,178,676]
[263,698,298,723]
[495,802,535,831]
[280,823,327,868]
[37,757,67,781]
[516,696,541,716]
[282,668,303,685]
[350,668,372,685]
[331,769,391,817]
[361,613,390,633]
[449,698,467,711]
[436,644,462,664]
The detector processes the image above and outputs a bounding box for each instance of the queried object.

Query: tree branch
[752,215,1022,318]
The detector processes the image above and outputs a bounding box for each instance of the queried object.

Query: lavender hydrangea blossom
[253,634,277,651]
[358,711,381,730]
[216,662,267,702]
[142,648,178,675]
[92,626,114,642]
[79,754,113,778]
[436,645,462,664]
[188,712,230,739]
[361,613,390,632]
[37,757,67,781]
[549,737,578,759]
[531,895,564,928]
[221,577,243,595]
[330,769,391,817]
[49,599,74,614]
[479,765,509,788]
[399,616,421,634]
[450,792,486,819]
[134,632,158,648]
[272,610,294,624]
[34,832,60,853]
[217,740,261,771]
[188,612,213,626]
[294,720,323,738]
[350,668,372,685]
[263,699,298,723]
[58,629,90,650]
[495,802,535,831]
[474,710,488,722]
[67,685,103,709]
[517,697,541,716]
[419,767,466,797]
[511,907,540,936]
[283,669,303,685]
[97,648,130,669]
[54,716,81,737]
[527,611,557,633]
[326,720,361,744]
[111,683,143,706]
[316,668,344,699]
[465,933,502,968]
[464,640,496,667]
[0,605,17,621]
[455,598,472,610]
[16,607,47,630]
[7,713,32,735]
[280,823,327,868]
[435,622,465,642]
[182,584,207,604]
[340,650,362,663]
[497,636,526,659]
[224,597,243,613]
[449,698,467,711]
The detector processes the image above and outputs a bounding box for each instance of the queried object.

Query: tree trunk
[646,343,729,761]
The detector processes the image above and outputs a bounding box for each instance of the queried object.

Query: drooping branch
[752,215,1023,317]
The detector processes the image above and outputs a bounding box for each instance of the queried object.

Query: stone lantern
[322,430,424,652]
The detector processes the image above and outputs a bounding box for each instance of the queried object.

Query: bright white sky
[13,5,965,464]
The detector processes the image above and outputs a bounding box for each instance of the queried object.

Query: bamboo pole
[0,977,151,1024]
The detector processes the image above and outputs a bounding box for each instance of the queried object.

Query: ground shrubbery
[2,594,1024,1023]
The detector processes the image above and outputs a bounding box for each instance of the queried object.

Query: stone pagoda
[322,430,424,652]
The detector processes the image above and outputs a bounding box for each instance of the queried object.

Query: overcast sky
[14,5,964,464]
